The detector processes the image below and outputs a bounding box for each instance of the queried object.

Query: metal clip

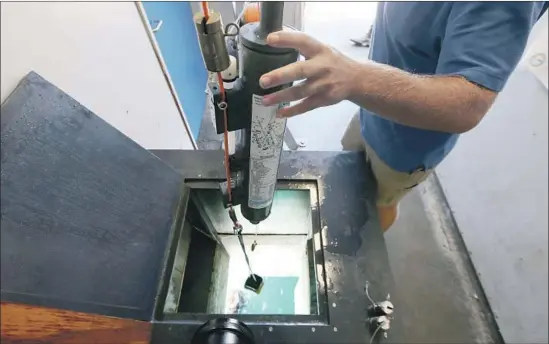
[224,22,240,37]
[228,206,238,224]
[150,19,163,33]
[365,282,395,316]
[365,281,395,343]
[369,316,391,344]
[218,101,228,110]
[377,300,394,316]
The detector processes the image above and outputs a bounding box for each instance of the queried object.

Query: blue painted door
[143,1,208,141]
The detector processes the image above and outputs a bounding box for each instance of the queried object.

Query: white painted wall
[437,12,548,344]
[1,2,194,150]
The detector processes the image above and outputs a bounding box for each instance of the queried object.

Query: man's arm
[346,62,496,133]
[261,2,546,133]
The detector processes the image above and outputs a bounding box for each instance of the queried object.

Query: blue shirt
[361,2,547,173]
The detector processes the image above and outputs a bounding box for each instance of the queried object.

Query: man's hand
[259,31,496,134]
[260,32,360,118]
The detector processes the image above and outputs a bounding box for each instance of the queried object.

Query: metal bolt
[311,327,316,332]
[298,139,307,147]
[332,302,337,308]
[333,327,338,332]
[268,326,273,332]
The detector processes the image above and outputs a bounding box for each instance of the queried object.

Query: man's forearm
[348,61,496,133]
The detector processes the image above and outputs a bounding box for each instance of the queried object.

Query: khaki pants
[341,112,433,206]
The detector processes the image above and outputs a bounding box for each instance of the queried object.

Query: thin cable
[365,281,377,307]
[216,71,233,206]
[201,1,235,212]
[369,323,383,344]
[200,2,251,284]
[190,224,215,241]
[201,1,210,20]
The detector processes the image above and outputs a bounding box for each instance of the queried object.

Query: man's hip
[341,112,433,206]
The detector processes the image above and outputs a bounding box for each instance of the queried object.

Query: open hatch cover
[0,72,183,321]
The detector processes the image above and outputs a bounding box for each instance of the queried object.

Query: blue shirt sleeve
[436,2,547,92]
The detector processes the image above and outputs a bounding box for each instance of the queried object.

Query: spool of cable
[191,318,255,344]
[222,55,238,86]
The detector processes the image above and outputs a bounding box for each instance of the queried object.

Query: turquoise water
[239,276,299,314]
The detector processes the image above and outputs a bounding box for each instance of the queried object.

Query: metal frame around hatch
[148,149,401,344]
[152,179,329,325]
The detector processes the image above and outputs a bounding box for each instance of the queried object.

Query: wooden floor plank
[1,302,151,344]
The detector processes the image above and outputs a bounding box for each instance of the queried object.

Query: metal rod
[259,1,284,37]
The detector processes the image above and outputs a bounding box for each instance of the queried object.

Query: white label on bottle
[248,94,287,209]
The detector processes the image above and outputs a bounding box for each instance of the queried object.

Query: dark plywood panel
[1,72,183,321]
[1,302,152,344]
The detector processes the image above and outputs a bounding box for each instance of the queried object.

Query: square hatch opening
[157,182,326,321]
